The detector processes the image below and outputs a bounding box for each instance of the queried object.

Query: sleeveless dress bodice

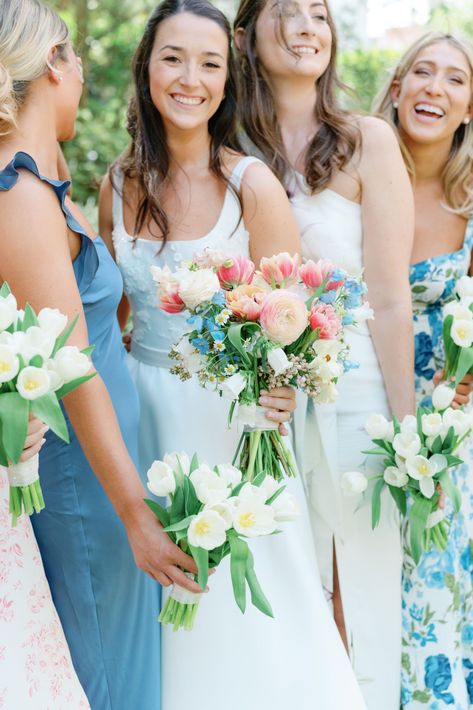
[290,173,402,710]
[0,151,160,710]
[112,161,250,368]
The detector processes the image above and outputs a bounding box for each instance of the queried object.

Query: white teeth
[173,95,203,106]
[293,46,317,55]
[415,103,445,117]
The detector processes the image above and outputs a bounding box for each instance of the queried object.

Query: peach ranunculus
[259,252,300,288]
[309,303,341,339]
[226,284,267,321]
[259,289,308,346]
[299,258,343,291]
[217,255,255,289]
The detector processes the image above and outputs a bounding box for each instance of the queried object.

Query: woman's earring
[463,116,471,125]
[393,101,399,109]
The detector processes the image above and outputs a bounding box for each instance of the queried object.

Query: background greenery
[49,0,472,213]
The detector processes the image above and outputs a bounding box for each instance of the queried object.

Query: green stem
[246,431,262,481]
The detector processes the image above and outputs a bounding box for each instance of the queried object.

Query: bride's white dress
[112,157,366,710]
[290,174,402,710]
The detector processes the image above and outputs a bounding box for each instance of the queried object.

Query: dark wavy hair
[234,0,360,193]
[113,0,242,246]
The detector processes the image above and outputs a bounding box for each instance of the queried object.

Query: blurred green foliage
[50,0,472,213]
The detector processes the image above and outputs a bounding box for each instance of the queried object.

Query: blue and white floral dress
[402,214,473,709]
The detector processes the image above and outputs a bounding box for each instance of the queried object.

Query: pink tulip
[226,285,267,321]
[309,303,341,339]
[217,255,255,289]
[299,259,343,291]
[259,289,308,346]
[160,285,185,314]
[259,252,300,288]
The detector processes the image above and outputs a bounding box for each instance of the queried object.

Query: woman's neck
[268,75,318,165]
[404,135,452,185]
[166,123,213,175]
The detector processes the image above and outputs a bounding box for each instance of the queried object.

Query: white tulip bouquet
[145,451,299,631]
[351,407,471,564]
[152,250,368,482]
[0,283,95,525]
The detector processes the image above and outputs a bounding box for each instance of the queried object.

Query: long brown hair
[234,0,360,193]
[113,0,242,246]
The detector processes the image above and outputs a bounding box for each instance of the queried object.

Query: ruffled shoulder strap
[0,151,98,294]
[229,156,263,191]
[464,210,473,252]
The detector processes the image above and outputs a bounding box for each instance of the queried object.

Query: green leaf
[442,425,455,453]
[189,544,208,591]
[409,496,433,564]
[227,322,260,367]
[52,314,79,357]
[438,470,462,513]
[22,303,38,329]
[389,485,407,517]
[245,547,273,617]
[189,453,199,475]
[228,530,248,614]
[454,346,473,385]
[0,282,11,297]
[411,285,428,293]
[29,355,44,368]
[144,498,170,528]
[30,392,69,442]
[183,476,200,517]
[371,477,385,529]
[266,484,286,506]
[431,435,443,454]
[81,345,95,357]
[168,485,185,522]
[54,373,96,400]
[412,690,431,703]
[444,454,463,467]
[163,514,195,533]
[0,392,29,463]
[362,447,389,456]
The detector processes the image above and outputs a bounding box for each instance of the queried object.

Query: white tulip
[53,346,91,382]
[442,408,471,437]
[216,463,242,488]
[219,372,247,400]
[271,491,300,522]
[163,451,191,475]
[37,308,68,339]
[188,510,227,550]
[237,482,268,505]
[340,471,368,497]
[422,412,443,437]
[174,268,220,310]
[147,461,176,497]
[451,318,473,347]
[400,414,418,434]
[0,344,19,383]
[267,348,291,376]
[258,475,280,501]
[365,413,392,440]
[395,454,408,472]
[204,502,234,530]
[44,359,64,391]
[312,355,343,382]
[383,466,409,488]
[406,454,447,498]
[432,384,455,411]
[174,337,197,358]
[20,326,56,362]
[16,366,50,400]
[190,465,230,506]
[312,339,344,359]
[316,381,338,404]
[0,293,17,331]
[393,431,421,458]
[444,301,473,321]
[232,501,276,537]
[150,264,176,288]
[455,275,473,299]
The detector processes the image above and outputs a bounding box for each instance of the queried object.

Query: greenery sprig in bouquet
[145,451,299,631]
[152,250,369,482]
[0,283,95,525]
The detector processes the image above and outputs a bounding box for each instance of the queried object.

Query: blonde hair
[373,32,473,216]
[0,0,69,135]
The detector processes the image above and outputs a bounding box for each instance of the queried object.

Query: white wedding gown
[290,173,403,710]
[112,157,366,710]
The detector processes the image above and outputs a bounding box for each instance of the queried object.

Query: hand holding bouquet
[152,250,368,482]
[0,283,95,524]
[145,451,299,630]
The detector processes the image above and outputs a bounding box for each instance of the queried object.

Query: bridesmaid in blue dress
[375,32,473,709]
[0,1,201,707]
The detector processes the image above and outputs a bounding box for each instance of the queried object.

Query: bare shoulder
[356,115,399,154]
[240,159,286,197]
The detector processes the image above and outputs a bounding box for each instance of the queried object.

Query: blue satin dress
[0,152,161,710]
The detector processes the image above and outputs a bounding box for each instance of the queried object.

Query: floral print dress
[402,214,473,709]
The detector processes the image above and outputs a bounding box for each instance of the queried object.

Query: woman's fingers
[19,438,46,462]
[168,566,207,593]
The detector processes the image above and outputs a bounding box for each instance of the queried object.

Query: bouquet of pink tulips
[145,451,299,630]
[152,251,368,482]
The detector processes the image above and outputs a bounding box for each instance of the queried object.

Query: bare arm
[359,117,416,418]
[0,173,200,591]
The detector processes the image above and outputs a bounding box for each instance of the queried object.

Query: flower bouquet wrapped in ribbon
[145,451,299,631]
[0,283,95,525]
[152,250,368,482]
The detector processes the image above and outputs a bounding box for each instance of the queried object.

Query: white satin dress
[290,172,403,710]
[111,157,367,710]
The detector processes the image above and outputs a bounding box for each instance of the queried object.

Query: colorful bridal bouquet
[0,283,95,525]
[152,250,368,482]
[145,451,299,631]
[351,408,470,564]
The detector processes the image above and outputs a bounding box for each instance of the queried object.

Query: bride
[99,0,366,708]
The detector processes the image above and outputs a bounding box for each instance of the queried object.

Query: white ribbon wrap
[7,454,40,487]
[426,509,445,529]
[238,403,279,432]
[169,582,203,606]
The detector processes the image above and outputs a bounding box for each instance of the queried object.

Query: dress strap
[463,211,473,252]
[111,167,125,230]
[228,156,263,191]
[0,151,98,294]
